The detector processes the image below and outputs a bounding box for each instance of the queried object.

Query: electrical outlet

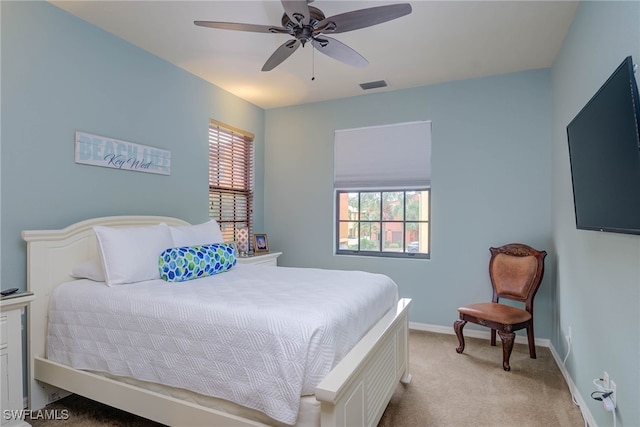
[603,371,610,390]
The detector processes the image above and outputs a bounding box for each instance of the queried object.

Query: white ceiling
[50,1,578,109]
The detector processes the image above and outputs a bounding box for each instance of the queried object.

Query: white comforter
[47,264,398,425]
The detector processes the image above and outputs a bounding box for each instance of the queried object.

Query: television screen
[567,56,640,235]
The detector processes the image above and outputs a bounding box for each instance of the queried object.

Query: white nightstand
[1,293,34,427]
[237,252,282,266]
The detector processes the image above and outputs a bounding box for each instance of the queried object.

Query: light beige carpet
[27,330,584,427]
[378,330,583,427]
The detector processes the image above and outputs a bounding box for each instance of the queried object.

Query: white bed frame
[22,215,412,427]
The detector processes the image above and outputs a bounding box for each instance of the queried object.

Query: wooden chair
[453,243,547,371]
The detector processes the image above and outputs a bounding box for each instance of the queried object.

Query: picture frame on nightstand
[253,233,269,253]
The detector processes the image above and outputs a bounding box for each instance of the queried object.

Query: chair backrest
[489,243,547,311]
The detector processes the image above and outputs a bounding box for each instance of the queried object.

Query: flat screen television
[567,56,640,235]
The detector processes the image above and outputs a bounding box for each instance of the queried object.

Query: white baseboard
[409,322,594,426]
[548,343,596,427]
[409,321,550,347]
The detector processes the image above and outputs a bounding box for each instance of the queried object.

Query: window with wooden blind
[208,119,254,247]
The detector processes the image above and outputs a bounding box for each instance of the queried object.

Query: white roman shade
[333,120,431,189]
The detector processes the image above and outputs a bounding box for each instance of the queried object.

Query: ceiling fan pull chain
[311,45,315,81]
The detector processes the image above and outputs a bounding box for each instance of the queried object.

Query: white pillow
[70,258,105,282]
[94,223,173,286]
[169,220,224,247]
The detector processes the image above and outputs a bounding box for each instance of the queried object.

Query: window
[334,121,431,259]
[336,190,430,257]
[208,119,254,246]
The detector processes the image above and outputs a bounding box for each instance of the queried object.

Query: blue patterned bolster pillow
[159,243,237,282]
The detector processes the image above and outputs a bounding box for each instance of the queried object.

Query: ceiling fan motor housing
[281,5,327,44]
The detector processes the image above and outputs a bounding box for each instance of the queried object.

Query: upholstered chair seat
[457,303,532,325]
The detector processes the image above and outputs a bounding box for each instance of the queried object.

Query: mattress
[47,264,399,425]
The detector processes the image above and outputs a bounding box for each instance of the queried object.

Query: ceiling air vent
[359,80,389,90]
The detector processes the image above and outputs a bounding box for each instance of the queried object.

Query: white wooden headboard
[21,215,190,409]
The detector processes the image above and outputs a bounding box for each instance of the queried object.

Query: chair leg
[454,319,467,354]
[526,324,537,359]
[497,330,515,371]
[490,329,496,347]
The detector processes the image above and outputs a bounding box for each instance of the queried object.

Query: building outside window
[337,190,430,257]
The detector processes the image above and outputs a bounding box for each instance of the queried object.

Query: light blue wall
[551,1,640,426]
[0,1,265,292]
[265,69,553,338]
[6,1,638,425]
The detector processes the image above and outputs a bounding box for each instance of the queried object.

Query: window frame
[208,119,254,248]
[335,189,431,259]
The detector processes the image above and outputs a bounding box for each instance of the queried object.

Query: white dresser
[1,293,34,427]
[236,251,282,266]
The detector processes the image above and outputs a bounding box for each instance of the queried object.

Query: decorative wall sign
[74,131,171,175]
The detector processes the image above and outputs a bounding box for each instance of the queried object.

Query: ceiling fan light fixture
[359,80,389,90]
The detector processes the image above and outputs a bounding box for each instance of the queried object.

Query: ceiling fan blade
[311,37,368,68]
[194,21,289,34]
[281,0,311,26]
[316,3,412,34]
[262,39,301,71]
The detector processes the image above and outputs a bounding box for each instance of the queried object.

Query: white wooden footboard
[316,298,412,427]
[33,357,268,427]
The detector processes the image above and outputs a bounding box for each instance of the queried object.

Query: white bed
[22,215,412,427]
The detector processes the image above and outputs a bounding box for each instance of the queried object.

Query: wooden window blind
[208,119,254,245]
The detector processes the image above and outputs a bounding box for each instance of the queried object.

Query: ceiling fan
[194,1,412,72]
